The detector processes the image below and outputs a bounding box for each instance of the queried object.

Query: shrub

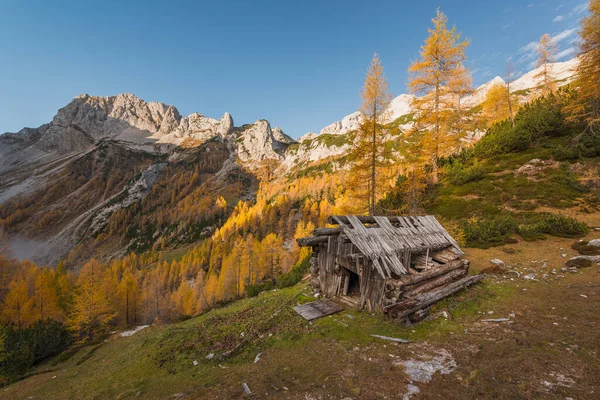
[276,256,310,289]
[473,92,568,159]
[446,163,485,185]
[518,213,588,239]
[244,281,274,298]
[553,145,580,161]
[0,320,72,386]
[474,121,532,158]
[245,256,311,297]
[462,214,519,246]
[514,93,564,138]
[572,240,600,255]
[578,132,600,157]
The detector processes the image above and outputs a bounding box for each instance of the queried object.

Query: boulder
[565,255,600,269]
[587,239,600,248]
[490,259,506,268]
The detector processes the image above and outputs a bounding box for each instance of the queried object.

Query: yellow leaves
[483,83,511,126]
[534,33,559,96]
[361,53,392,121]
[173,280,196,317]
[2,274,35,328]
[215,196,227,209]
[408,8,471,184]
[69,259,117,342]
[565,0,600,133]
[348,54,393,214]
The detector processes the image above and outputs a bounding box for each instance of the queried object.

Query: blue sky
[0,0,588,139]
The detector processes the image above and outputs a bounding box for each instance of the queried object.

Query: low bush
[572,240,600,255]
[461,214,519,246]
[244,281,274,297]
[553,145,580,161]
[0,319,72,386]
[445,163,486,185]
[276,256,310,289]
[245,256,311,297]
[518,213,588,239]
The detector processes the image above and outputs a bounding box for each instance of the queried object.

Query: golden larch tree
[566,0,600,136]
[408,8,470,183]
[482,83,511,126]
[347,53,392,215]
[535,33,558,95]
[68,259,116,342]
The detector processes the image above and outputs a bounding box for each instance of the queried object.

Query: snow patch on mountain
[302,58,578,143]
[511,58,578,91]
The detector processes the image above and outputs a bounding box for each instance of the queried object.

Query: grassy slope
[429,139,587,220]
[4,229,600,399]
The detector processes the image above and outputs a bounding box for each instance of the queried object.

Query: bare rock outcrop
[566,255,600,269]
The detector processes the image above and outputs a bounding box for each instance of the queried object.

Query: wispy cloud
[502,21,515,29]
[527,3,535,8]
[570,3,588,16]
[553,28,578,43]
[556,47,577,60]
[516,28,578,66]
[553,15,564,22]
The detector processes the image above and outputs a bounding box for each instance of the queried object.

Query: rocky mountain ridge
[312,58,579,138]
[1,58,579,184]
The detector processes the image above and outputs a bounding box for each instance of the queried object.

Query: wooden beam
[313,227,343,236]
[399,259,467,288]
[328,215,382,225]
[296,236,328,247]
[384,274,484,319]
[402,268,468,298]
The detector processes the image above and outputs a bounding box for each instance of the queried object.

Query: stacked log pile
[382,259,483,321]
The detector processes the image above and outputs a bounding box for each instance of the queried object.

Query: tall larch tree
[68,260,116,342]
[408,8,470,183]
[482,83,511,126]
[347,53,392,215]
[566,0,600,136]
[535,33,558,95]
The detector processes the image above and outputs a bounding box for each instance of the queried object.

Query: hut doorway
[341,268,360,297]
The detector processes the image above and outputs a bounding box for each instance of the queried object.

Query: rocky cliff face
[2,93,235,158]
[0,57,581,190]
[236,120,288,163]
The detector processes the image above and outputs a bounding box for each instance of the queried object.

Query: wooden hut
[297,215,482,322]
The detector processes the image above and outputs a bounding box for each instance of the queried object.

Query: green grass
[3,278,511,399]
[7,264,600,400]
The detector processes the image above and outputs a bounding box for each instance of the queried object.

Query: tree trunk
[506,82,515,127]
[432,82,440,184]
[126,286,129,327]
[371,104,377,216]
